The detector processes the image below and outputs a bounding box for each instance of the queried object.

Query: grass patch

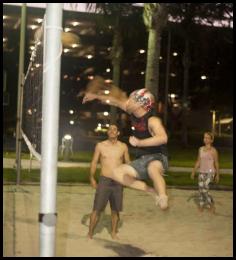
[168,146,233,168]
[3,168,95,183]
[3,168,233,188]
[3,145,233,169]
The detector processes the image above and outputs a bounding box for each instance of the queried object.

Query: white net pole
[39,3,63,257]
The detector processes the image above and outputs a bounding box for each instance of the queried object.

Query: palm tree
[87,3,139,124]
[143,3,168,99]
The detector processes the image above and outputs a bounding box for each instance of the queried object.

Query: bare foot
[111,233,120,240]
[208,205,216,214]
[87,233,93,240]
[156,195,169,210]
[198,206,204,214]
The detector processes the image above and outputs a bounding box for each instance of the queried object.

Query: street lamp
[210,110,216,135]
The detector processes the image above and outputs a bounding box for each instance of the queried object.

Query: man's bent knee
[147,160,164,178]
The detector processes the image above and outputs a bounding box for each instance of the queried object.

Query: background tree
[166,3,233,146]
[143,3,168,99]
[87,3,140,123]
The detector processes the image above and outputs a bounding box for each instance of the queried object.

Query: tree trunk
[145,28,160,98]
[110,58,120,124]
[181,38,190,147]
[110,25,123,124]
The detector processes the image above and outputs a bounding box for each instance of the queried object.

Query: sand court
[3,184,233,257]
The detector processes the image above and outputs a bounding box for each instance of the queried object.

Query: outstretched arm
[82,92,128,111]
[82,76,128,111]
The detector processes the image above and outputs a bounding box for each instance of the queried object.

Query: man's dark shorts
[129,153,168,180]
[93,176,123,212]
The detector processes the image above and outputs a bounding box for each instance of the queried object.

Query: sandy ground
[3,184,233,257]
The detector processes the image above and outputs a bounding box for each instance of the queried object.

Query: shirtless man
[88,124,130,240]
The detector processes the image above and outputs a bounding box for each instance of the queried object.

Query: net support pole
[39,3,63,257]
[15,3,26,185]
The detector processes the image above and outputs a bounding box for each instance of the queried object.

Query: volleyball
[61,32,80,47]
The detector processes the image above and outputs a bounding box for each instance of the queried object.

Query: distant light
[104,90,110,95]
[170,93,176,98]
[69,110,74,114]
[159,56,163,60]
[30,25,38,30]
[106,100,110,104]
[3,15,7,20]
[217,61,220,65]
[36,18,43,24]
[71,21,80,26]
[64,27,72,32]
[35,63,40,68]
[201,75,207,80]
[64,48,70,53]
[107,47,111,51]
[106,124,110,127]
[27,109,32,115]
[69,120,74,125]
[64,74,68,79]
[108,25,112,29]
[218,118,233,124]
[3,37,7,42]
[173,52,178,56]
[88,75,94,80]
[64,134,72,140]
[87,54,93,59]
[30,46,35,50]
[173,103,179,107]
[104,111,109,116]
[72,43,79,48]
[105,79,112,84]
[123,70,129,75]
[76,76,80,81]
[106,68,111,72]
[98,123,102,127]
[141,71,145,75]
[131,126,135,131]
[139,49,145,54]
[170,73,176,77]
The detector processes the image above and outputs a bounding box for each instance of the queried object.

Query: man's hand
[129,136,140,147]
[90,177,97,189]
[82,93,98,104]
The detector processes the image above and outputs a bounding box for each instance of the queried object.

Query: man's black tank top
[130,109,168,158]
